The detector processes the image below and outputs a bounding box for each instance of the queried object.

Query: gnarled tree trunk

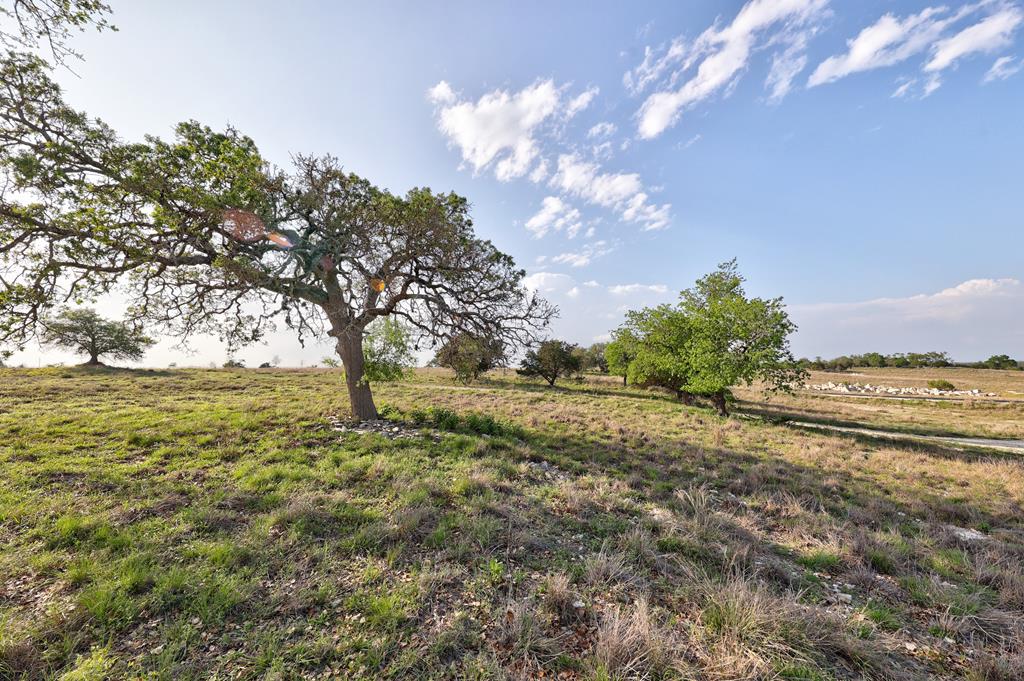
[710,391,728,416]
[334,327,378,421]
[676,389,695,405]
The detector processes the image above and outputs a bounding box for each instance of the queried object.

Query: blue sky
[12,0,1024,366]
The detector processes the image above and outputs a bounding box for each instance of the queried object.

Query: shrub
[927,379,956,391]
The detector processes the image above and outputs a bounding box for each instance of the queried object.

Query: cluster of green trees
[800,352,1021,372]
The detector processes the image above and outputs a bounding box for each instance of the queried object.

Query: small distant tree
[982,354,1017,370]
[223,358,245,368]
[518,340,582,386]
[0,348,11,366]
[575,342,609,373]
[41,308,154,366]
[433,333,506,383]
[605,331,639,386]
[321,357,340,368]
[362,318,414,384]
[680,260,805,415]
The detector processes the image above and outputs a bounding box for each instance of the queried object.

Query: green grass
[0,366,1022,679]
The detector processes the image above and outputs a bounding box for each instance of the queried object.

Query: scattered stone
[947,525,987,542]
[326,416,438,440]
[805,382,996,398]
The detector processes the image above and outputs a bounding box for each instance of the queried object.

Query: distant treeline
[798,352,1022,372]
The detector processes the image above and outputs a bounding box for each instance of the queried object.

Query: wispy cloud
[983,53,1023,80]
[925,5,1023,73]
[550,154,670,231]
[430,80,671,235]
[524,196,583,239]
[633,0,830,139]
[550,240,614,267]
[807,6,959,87]
[809,2,1022,96]
[608,283,669,295]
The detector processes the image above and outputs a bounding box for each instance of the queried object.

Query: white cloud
[583,280,600,288]
[566,286,581,299]
[431,80,669,231]
[524,196,583,239]
[765,31,811,103]
[984,53,1023,80]
[608,283,669,295]
[808,2,1022,92]
[427,80,456,105]
[522,271,575,293]
[891,79,916,98]
[808,7,957,87]
[682,133,702,149]
[551,154,671,231]
[430,79,560,181]
[550,241,613,268]
[587,121,617,139]
[623,37,694,95]
[789,278,1024,359]
[566,86,599,118]
[635,0,829,139]
[529,159,550,183]
[925,6,1023,73]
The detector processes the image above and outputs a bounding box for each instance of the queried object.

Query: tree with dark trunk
[609,304,695,403]
[603,261,804,416]
[41,308,153,365]
[432,333,506,383]
[0,54,554,419]
[517,340,581,387]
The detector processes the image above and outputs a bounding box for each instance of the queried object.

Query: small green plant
[430,407,461,431]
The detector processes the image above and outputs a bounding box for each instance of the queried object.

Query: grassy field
[1,367,1023,680]
[735,367,1024,441]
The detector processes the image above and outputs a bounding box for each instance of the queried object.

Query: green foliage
[605,330,639,385]
[517,340,582,386]
[679,260,805,411]
[321,356,340,368]
[362,318,414,384]
[432,333,506,383]
[223,359,245,368]
[574,343,608,373]
[800,351,952,371]
[0,53,553,421]
[41,308,154,365]
[927,379,956,391]
[982,354,1019,370]
[607,261,805,413]
[620,305,696,400]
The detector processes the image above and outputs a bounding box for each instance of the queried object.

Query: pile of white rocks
[805,382,997,397]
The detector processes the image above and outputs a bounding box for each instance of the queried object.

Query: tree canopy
[0,0,112,63]
[0,53,554,418]
[41,307,154,365]
[609,261,804,414]
[517,340,581,386]
[432,333,506,383]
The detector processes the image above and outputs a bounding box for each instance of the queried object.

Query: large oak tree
[0,54,554,418]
